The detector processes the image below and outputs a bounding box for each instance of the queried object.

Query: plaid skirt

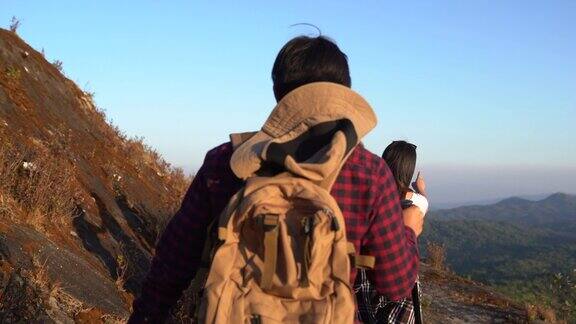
[354,269,418,324]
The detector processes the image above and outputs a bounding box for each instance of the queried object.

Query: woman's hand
[412,171,427,196]
[403,206,424,237]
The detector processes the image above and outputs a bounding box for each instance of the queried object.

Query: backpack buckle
[258,214,279,231]
[250,314,262,324]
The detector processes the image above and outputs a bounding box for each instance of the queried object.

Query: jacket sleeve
[128,163,212,323]
[363,162,419,301]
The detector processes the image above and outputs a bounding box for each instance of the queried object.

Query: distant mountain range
[432,192,576,224]
[430,192,561,210]
[420,192,576,320]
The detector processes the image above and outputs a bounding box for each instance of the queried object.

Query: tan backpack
[193,82,378,324]
[197,175,356,323]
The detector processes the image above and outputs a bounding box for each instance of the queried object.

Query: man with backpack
[129,35,422,323]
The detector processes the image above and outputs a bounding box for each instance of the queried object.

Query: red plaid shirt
[129,142,419,322]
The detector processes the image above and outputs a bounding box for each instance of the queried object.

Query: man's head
[272,36,351,102]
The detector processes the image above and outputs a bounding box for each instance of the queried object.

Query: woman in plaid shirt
[355,141,428,324]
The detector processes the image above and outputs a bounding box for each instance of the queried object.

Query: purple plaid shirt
[129,142,419,322]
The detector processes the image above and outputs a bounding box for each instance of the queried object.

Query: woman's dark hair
[272,36,351,101]
[382,141,417,197]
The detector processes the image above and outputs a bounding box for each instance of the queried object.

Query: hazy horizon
[419,164,576,207]
[176,159,575,207]
[3,1,574,205]
[178,144,576,206]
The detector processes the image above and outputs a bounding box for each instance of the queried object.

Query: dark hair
[382,141,417,197]
[271,36,351,101]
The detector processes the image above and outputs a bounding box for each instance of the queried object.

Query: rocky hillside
[419,263,527,323]
[0,27,189,322]
[0,28,530,323]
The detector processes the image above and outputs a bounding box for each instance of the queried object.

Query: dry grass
[0,141,81,229]
[0,63,34,110]
[526,303,538,320]
[111,135,191,231]
[5,66,21,80]
[29,256,50,290]
[48,280,127,323]
[426,242,447,271]
[0,266,46,321]
[0,30,192,322]
[166,285,198,323]
[525,303,565,323]
[78,80,191,194]
[51,60,63,73]
[115,246,129,293]
[9,16,20,33]
[0,144,21,220]
[26,254,128,322]
[0,193,14,218]
[50,287,85,315]
[100,314,127,324]
[87,97,191,212]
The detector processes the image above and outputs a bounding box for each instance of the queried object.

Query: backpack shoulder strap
[190,187,245,298]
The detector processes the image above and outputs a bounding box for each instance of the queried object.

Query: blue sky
[2,1,575,204]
